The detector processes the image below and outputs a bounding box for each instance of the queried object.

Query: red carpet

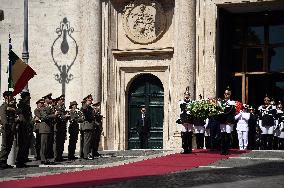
[0,150,248,188]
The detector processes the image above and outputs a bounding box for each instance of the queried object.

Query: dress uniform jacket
[39,106,56,134]
[81,104,95,130]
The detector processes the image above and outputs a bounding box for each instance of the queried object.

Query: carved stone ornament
[123,0,167,44]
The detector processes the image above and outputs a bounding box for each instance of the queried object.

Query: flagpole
[7,34,16,166]
[22,0,29,91]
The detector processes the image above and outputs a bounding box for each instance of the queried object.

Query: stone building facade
[0,0,284,151]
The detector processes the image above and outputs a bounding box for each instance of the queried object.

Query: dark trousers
[47,132,54,159]
[273,136,279,150]
[53,130,66,160]
[195,133,204,149]
[92,129,102,156]
[209,121,220,150]
[261,134,273,150]
[0,131,14,164]
[16,130,30,164]
[68,127,79,158]
[83,130,93,158]
[79,131,84,158]
[139,132,148,149]
[220,132,230,155]
[40,133,51,162]
[247,130,256,150]
[181,132,192,153]
[35,131,41,160]
[279,138,284,150]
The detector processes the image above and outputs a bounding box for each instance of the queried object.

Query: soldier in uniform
[68,101,83,160]
[79,99,86,158]
[247,106,258,150]
[53,95,70,162]
[258,95,277,150]
[39,93,57,164]
[81,94,95,159]
[136,105,151,149]
[273,101,283,150]
[92,102,103,157]
[0,91,16,169]
[177,87,193,154]
[219,87,236,155]
[34,99,44,160]
[15,91,33,168]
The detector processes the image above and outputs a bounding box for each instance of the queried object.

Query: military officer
[79,99,86,158]
[15,91,33,168]
[178,87,193,154]
[53,95,69,162]
[68,101,83,160]
[258,95,277,150]
[34,99,44,160]
[0,91,17,169]
[81,94,95,159]
[39,93,57,164]
[92,102,103,157]
[219,87,236,155]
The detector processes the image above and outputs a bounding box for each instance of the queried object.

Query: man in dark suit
[136,105,151,149]
[0,91,16,169]
[92,102,103,157]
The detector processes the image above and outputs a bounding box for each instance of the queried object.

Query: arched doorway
[128,74,164,149]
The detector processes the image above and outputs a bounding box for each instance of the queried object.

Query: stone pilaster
[80,0,102,102]
[174,0,196,99]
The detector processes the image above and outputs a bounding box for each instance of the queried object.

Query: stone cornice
[112,47,174,57]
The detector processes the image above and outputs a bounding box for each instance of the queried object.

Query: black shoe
[68,156,78,160]
[93,153,102,157]
[41,161,51,165]
[0,163,14,169]
[16,163,27,168]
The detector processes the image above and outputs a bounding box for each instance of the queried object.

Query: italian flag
[9,50,36,96]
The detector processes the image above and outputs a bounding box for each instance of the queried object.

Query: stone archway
[127,74,164,149]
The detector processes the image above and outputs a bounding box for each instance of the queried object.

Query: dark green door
[128,74,164,149]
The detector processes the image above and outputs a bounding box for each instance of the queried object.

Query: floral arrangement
[235,101,243,114]
[186,99,224,120]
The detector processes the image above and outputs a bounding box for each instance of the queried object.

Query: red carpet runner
[0,150,248,188]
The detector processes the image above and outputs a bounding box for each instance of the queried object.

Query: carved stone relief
[123,0,167,44]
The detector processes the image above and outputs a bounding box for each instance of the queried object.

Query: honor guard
[39,93,56,164]
[277,102,284,150]
[79,99,86,158]
[15,91,33,168]
[273,101,283,149]
[0,91,16,169]
[258,95,277,150]
[248,106,258,150]
[34,99,44,160]
[68,101,84,160]
[219,87,236,155]
[92,102,103,157]
[81,94,95,159]
[178,87,193,154]
[53,95,70,162]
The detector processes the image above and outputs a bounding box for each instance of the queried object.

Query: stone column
[80,0,102,102]
[174,0,196,98]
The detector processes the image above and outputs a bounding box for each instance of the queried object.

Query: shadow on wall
[51,17,78,96]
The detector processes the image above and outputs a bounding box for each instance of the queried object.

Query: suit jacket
[136,113,151,134]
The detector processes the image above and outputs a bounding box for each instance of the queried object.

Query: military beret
[20,91,30,99]
[36,99,44,104]
[3,91,13,97]
[43,93,52,99]
[83,94,93,101]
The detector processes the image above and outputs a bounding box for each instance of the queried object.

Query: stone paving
[0,150,284,188]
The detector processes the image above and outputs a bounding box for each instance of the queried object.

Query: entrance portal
[128,74,164,149]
